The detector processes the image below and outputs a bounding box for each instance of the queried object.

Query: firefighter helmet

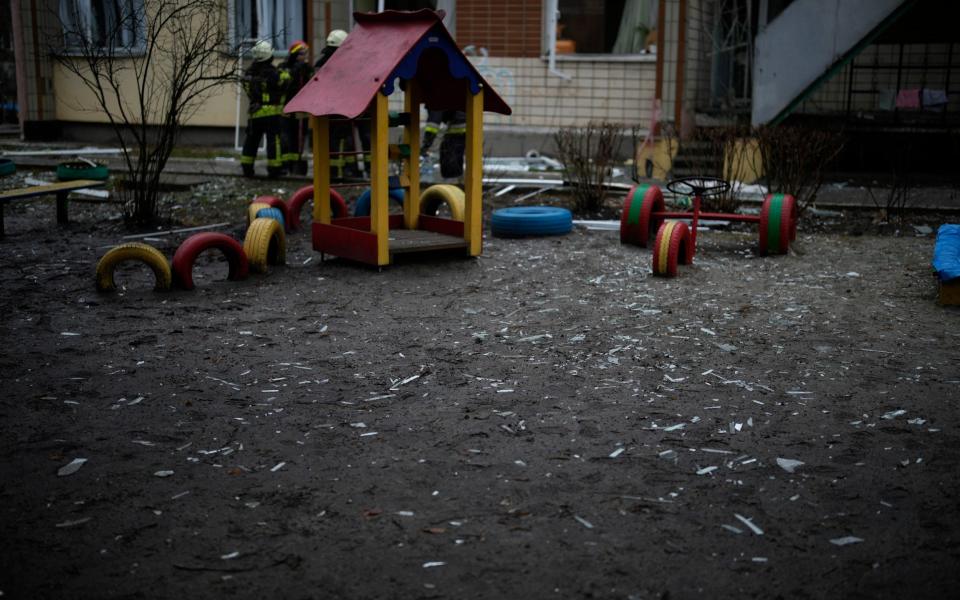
[326,30,347,48]
[251,40,273,61]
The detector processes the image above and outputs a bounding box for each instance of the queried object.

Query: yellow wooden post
[403,81,421,230]
[370,92,390,265]
[464,86,484,256]
[311,116,331,224]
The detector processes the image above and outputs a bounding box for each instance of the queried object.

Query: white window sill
[541,53,657,64]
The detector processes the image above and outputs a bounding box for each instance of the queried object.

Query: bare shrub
[53,0,235,227]
[688,125,750,213]
[753,126,844,213]
[554,121,624,215]
[865,137,917,225]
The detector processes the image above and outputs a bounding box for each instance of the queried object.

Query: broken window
[555,0,658,55]
[59,0,144,51]
[235,0,306,52]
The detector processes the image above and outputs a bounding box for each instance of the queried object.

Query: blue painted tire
[0,158,15,177]
[256,207,286,230]
[56,161,109,181]
[491,206,573,237]
[353,188,405,217]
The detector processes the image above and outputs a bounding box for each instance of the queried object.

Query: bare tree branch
[51,0,236,227]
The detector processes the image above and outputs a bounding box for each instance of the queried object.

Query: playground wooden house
[284,9,511,267]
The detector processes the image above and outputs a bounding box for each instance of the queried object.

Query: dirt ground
[1,174,959,600]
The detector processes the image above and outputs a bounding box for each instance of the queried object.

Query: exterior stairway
[752,0,913,125]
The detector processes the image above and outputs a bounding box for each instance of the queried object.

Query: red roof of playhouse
[284,9,511,118]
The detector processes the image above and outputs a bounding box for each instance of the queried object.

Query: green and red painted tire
[620,184,665,247]
[759,193,797,255]
[652,220,691,277]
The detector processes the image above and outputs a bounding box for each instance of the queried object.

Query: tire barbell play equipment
[758,193,798,256]
[171,232,249,290]
[620,184,665,247]
[621,178,798,277]
[95,242,172,292]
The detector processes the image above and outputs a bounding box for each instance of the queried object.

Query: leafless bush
[689,125,750,213]
[53,0,235,227]
[753,126,844,213]
[865,138,916,225]
[554,121,624,215]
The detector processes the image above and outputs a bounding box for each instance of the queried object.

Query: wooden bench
[0,179,107,237]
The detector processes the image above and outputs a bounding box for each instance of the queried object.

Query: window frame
[232,0,308,58]
[58,0,147,56]
[543,0,657,63]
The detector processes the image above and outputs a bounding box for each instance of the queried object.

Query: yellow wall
[51,1,239,128]
[53,64,239,127]
[635,137,679,180]
[635,136,764,184]
[723,138,762,184]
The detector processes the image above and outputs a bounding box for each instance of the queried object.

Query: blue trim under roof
[382,24,482,96]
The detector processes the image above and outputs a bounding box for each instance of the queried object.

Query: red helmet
[288,40,309,55]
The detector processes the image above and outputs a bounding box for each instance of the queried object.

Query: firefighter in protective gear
[314,29,347,70]
[241,40,288,178]
[280,40,311,175]
[313,30,368,178]
[420,110,466,178]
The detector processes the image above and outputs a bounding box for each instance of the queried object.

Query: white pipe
[235,43,243,151]
[545,0,571,80]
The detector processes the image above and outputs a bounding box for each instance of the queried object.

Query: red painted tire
[652,221,691,277]
[287,185,348,229]
[252,196,291,231]
[759,193,797,256]
[620,184,664,247]
[172,232,249,290]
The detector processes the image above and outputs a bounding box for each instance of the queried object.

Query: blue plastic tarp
[933,224,960,282]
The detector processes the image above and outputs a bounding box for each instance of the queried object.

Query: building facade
[8,1,959,170]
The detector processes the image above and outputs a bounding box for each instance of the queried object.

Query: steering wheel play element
[665,176,731,198]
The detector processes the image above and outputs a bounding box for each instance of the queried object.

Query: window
[235,0,306,52]
[59,0,145,51]
[555,0,657,55]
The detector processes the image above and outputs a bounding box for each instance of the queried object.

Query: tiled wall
[14,0,59,124]
[455,0,542,58]
[388,56,656,130]
[484,57,657,128]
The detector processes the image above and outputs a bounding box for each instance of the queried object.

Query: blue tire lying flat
[491,206,573,237]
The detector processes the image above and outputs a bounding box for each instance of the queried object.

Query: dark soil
[1,174,959,599]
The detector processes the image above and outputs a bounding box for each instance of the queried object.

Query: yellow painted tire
[95,243,172,293]
[248,202,271,224]
[419,184,465,222]
[244,217,286,273]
